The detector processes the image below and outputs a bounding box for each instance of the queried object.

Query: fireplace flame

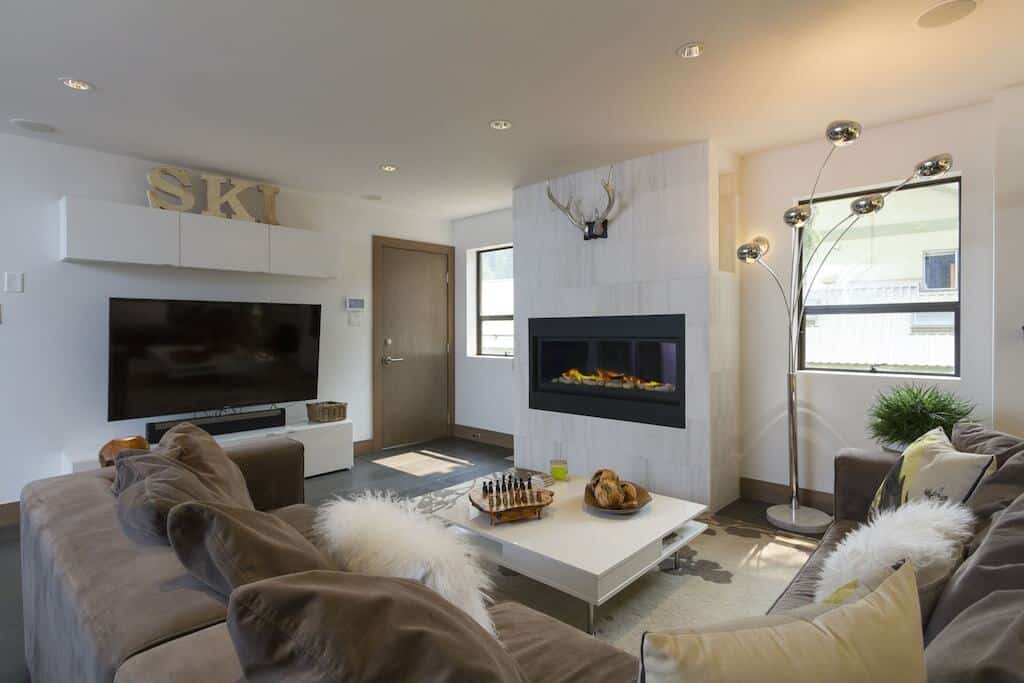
[556,368,674,392]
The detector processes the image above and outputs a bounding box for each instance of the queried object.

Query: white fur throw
[315,492,495,635]
[815,499,974,602]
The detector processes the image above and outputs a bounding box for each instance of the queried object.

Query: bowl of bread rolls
[584,469,652,515]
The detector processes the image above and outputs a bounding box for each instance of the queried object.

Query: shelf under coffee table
[434,477,707,633]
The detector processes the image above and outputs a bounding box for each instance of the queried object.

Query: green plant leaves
[867,384,975,447]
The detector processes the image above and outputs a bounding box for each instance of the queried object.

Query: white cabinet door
[180,213,269,272]
[269,226,335,278]
[60,196,180,266]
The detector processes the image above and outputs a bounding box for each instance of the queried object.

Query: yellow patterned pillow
[869,427,995,516]
[640,563,925,683]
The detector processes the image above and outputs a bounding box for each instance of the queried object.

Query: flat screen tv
[108,298,321,421]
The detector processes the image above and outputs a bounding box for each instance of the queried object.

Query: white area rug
[412,476,818,656]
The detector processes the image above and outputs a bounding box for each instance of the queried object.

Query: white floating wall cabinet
[180,213,269,273]
[60,196,180,266]
[58,196,333,278]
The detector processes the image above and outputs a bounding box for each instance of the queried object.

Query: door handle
[382,355,405,366]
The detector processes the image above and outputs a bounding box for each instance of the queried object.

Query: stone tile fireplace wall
[513,142,740,510]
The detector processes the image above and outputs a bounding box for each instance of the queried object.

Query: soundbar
[146,408,287,443]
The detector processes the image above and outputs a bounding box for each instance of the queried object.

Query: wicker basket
[306,401,347,423]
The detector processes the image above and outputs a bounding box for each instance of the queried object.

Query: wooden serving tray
[468,487,554,525]
[584,482,652,515]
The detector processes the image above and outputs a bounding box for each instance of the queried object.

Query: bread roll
[590,468,619,489]
[594,479,624,508]
[620,482,638,504]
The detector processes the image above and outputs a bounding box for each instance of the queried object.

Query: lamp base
[766,503,833,535]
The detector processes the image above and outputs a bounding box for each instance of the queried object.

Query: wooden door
[373,237,454,449]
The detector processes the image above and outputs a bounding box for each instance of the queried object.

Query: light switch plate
[3,272,24,293]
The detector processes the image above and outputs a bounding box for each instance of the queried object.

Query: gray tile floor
[0,437,512,683]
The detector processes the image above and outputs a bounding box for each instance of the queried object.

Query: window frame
[797,176,961,378]
[476,245,514,357]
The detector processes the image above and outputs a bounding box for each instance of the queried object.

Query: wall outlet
[3,272,24,293]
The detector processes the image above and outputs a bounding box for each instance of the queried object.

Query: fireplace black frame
[529,314,685,428]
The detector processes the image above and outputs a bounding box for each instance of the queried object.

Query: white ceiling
[2,0,1023,219]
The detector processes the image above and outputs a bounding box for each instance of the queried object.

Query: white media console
[62,419,354,478]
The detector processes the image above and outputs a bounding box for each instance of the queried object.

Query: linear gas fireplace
[529,314,685,428]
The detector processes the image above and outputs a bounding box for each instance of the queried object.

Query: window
[477,246,513,356]
[799,177,960,376]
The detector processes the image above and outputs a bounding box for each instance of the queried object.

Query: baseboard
[740,477,834,513]
[453,424,514,449]
[354,439,375,456]
[0,501,18,530]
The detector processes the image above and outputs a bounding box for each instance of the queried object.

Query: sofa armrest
[833,447,898,523]
[225,437,305,511]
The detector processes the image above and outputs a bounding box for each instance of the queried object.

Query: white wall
[0,133,451,503]
[994,85,1024,435]
[513,143,741,510]
[738,103,995,496]
[453,209,516,434]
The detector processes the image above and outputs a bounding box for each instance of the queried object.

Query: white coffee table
[434,477,707,633]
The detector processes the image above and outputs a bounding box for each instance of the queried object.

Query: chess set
[468,474,555,525]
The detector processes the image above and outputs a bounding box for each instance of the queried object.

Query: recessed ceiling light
[9,118,58,134]
[489,119,513,131]
[675,41,704,59]
[361,194,383,201]
[380,163,398,173]
[917,0,978,28]
[59,77,95,91]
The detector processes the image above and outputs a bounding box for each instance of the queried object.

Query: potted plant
[868,384,975,452]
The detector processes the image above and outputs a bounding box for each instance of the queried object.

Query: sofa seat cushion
[768,520,858,614]
[114,623,243,683]
[490,602,638,683]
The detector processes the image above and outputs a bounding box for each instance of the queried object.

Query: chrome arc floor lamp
[737,120,953,534]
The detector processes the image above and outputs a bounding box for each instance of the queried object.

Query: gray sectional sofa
[21,423,1024,681]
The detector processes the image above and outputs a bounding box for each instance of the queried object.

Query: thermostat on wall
[345,297,366,312]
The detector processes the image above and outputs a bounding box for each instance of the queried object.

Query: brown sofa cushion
[491,601,638,683]
[925,590,1024,683]
[227,570,527,683]
[114,423,255,541]
[926,491,1024,644]
[167,501,332,600]
[953,422,1024,468]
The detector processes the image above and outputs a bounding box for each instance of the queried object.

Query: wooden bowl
[584,482,652,515]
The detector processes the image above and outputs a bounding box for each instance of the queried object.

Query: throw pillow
[640,562,925,683]
[816,499,973,623]
[158,422,254,509]
[167,501,332,600]
[924,589,1024,683]
[315,492,495,635]
[113,423,256,542]
[925,490,1024,644]
[952,422,1024,468]
[227,570,527,683]
[870,427,995,515]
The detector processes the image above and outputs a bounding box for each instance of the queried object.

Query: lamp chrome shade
[850,193,885,215]
[914,153,953,178]
[825,120,862,147]
[783,205,811,228]
[737,241,765,263]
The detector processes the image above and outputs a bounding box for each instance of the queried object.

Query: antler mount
[546,173,616,241]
